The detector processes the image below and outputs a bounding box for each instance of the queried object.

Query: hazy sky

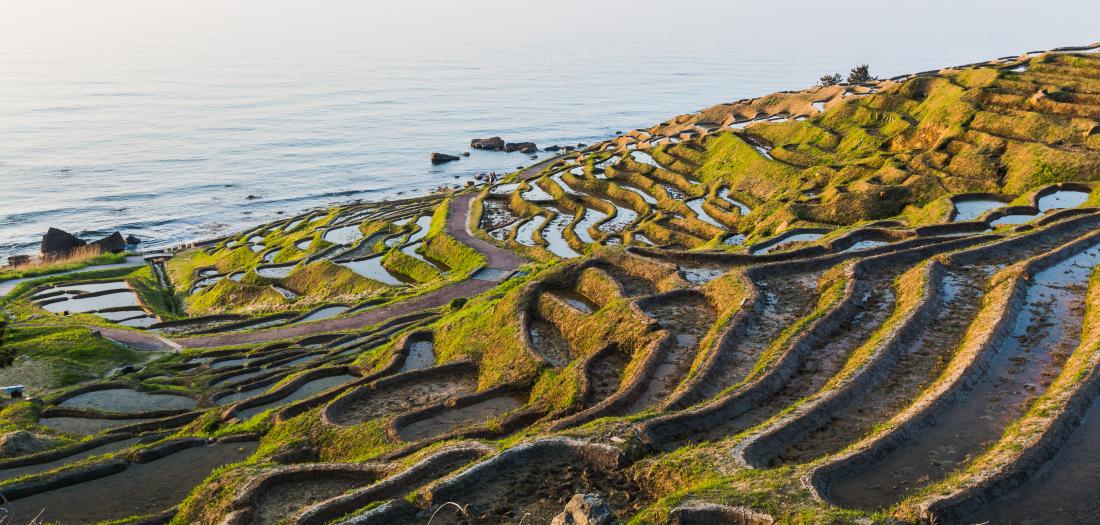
[3,0,1098,65]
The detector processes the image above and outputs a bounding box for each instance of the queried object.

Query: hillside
[1,43,1100,524]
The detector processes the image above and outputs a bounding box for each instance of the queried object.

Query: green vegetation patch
[0,325,141,391]
[0,251,129,283]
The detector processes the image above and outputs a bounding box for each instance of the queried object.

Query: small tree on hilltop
[818,73,843,87]
[847,64,876,84]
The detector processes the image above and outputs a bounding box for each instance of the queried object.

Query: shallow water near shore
[3,0,1097,256]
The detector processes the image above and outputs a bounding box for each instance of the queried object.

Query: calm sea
[2,0,1098,256]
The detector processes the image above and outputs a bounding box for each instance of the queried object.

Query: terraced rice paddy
[396,392,527,442]
[752,232,826,254]
[0,437,141,482]
[990,212,1037,226]
[254,264,295,279]
[952,197,1007,221]
[296,305,349,323]
[8,44,1100,525]
[39,415,154,435]
[339,256,406,286]
[38,288,133,312]
[1,441,257,524]
[326,369,478,427]
[399,333,437,372]
[58,388,196,413]
[685,198,723,227]
[828,238,1100,509]
[514,216,545,246]
[1038,189,1090,211]
[29,280,161,328]
[236,374,358,420]
[322,224,363,245]
[542,210,581,258]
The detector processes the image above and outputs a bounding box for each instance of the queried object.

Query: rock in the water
[504,142,538,153]
[125,234,142,245]
[544,145,561,152]
[40,227,87,257]
[431,152,461,164]
[550,493,614,525]
[90,232,126,253]
[0,431,61,459]
[7,255,31,267]
[471,136,505,150]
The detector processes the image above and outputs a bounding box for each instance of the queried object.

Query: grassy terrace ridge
[0,249,128,282]
[5,44,1100,524]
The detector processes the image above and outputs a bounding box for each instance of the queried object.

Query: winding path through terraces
[95,184,540,351]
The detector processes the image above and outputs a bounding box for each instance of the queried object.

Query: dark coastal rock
[90,232,126,253]
[504,142,538,153]
[125,234,141,245]
[40,227,87,257]
[471,136,505,150]
[431,153,461,164]
[7,255,31,267]
[544,145,561,152]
